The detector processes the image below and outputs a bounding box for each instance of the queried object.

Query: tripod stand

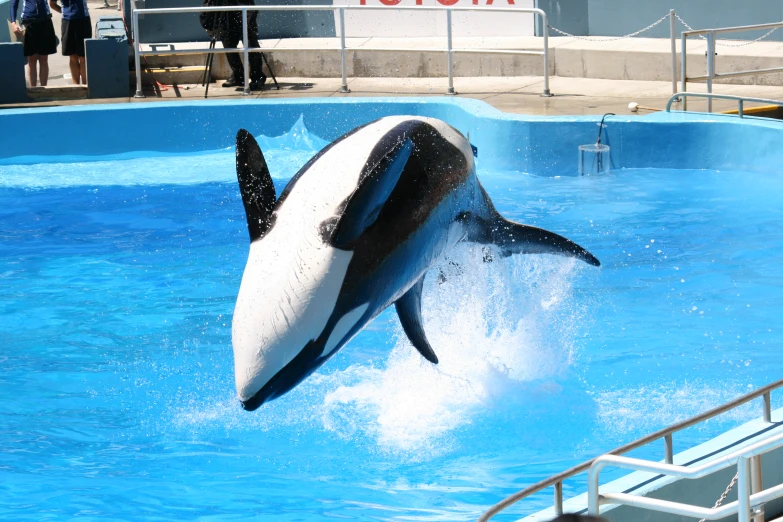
[200,36,218,98]
[199,8,280,98]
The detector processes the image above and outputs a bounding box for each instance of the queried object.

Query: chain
[548,13,669,41]
[697,472,739,522]
[550,11,779,47]
[676,12,778,47]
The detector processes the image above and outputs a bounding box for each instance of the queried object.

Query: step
[138,36,783,85]
[27,85,89,101]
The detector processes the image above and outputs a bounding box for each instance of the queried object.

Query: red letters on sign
[360,0,515,5]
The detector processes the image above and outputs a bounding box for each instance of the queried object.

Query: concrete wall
[536,0,783,41]
[536,0,587,37]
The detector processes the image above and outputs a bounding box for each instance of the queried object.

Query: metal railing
[588,431,783,521]
[666,92,783,117]
[680,21,783,112]
[131,5,551,98]
[478,378,783,521]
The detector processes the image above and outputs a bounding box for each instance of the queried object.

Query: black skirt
[22,16,58,57]
[62,16,92,57]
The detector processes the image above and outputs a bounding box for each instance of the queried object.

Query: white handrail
[478,379,782,521]
[679,20,783,112]
[666,92,783,117]
[588,431,783,521]
[131,4,550,98]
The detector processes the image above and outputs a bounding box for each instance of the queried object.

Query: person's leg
[28,56,39,87]
[69,55,81,85]
[38,55,49,86]
[246,16,265,86]
[221,32,244,85]
[78,56,86,84]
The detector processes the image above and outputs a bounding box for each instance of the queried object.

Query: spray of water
[318,244,587,457]
[166,245,589,459]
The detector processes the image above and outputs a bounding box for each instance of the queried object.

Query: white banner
[333,0,536,38]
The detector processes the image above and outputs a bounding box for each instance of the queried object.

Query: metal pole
[669,10,677,96]
[751,455,764,522]
[706,30,715,112]
[339,8,350,93]
[554,481,563,516]
[133,7,144,98]
[738,457,751,522]
[764,392,772,422]
[541,10,551,97]
[681,33,687,110]
[738,99,744,118]
[587,466,600,516]
[664,434,673,464]
[242,8,250,95]
[446,9,455,94]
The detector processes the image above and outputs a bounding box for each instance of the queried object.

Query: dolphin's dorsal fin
[395,276,439,364]
[236,129,276,242]
[332,139,414,247]
[461,212,600,266]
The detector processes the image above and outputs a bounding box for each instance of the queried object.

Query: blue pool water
[2,117,782,520]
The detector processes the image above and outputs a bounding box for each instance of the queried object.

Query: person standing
[9,0,58,86]
[49,0,91,85]
[201,0,265,90]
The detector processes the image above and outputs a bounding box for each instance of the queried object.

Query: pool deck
[8,75,783,117]
[5,0,783,116]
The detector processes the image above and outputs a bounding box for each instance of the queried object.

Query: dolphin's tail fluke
[460,212,600,267]
[236,129,276,242]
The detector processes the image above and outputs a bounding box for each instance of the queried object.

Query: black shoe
[222,78,244,88]
[249,76,266,91]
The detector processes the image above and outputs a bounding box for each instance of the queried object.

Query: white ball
[628,102,639,112]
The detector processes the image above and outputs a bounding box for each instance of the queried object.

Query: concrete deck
[7,75,783,118]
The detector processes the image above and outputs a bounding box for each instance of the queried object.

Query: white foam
[319,245,587,457]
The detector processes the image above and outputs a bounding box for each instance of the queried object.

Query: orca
[232,116,600,411]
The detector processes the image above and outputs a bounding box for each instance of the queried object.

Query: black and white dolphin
[232,116,600,411]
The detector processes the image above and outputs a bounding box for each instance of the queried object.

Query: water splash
[319,245,587,457]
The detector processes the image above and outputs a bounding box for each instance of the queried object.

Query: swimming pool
[2,99,783,520]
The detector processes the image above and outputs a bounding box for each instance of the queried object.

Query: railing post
[669,9,677,96]
[764,392,772,422]
[554,481,563,515]
[587,465,601,516]
[738,99,744,118]
[681,33,687,110]
[751,455,764,522]
[242,8,250,95]
[339,8,350,93]
[446,9,455,94]
[133,7,144,98]
[738,457,752,522]
[664,434,673,464]
[706,30,715,112]
[541,10,551,97]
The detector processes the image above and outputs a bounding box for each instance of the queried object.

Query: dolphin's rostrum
[231,116,599,411]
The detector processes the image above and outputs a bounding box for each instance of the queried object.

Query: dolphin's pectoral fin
[236,129,276,242]
[395,276,439,364]
[460,212,600,267]
[332,139,414,247]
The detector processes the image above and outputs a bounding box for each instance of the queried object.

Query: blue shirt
[10,0,50,22]
[60,0,89,20]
